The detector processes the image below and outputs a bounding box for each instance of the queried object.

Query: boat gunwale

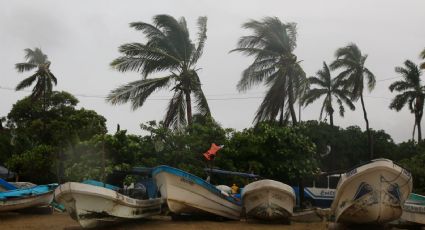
[55,182,162,209]
[152,165,241,205]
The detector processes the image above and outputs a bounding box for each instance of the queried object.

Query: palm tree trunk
[184,90,193,126]
[417,111,423,142]
[279,107,284,125]
[360,93,373,159]
[279,95,286,125]
[329,110,334,127]
[412,120,416,141]
[298,102,302,122]
[288,82,298,125]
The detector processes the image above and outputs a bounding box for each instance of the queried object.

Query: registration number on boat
[346,168,357,177]
[180,177,195,186]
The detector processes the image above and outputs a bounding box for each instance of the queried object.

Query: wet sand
[0,212,328,230]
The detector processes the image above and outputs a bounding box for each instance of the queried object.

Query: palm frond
[253,73,287,123]
[389,91,415,111]
[334,89,355,110]
[130,21,165,40]
[237,63,279,92]
[389,80,411,92]
[153,15,192,62]
[15,73,38,91]
[319,95,328,120]
[15,63,37,73]
[190,16,207,66]
[364,67,376,91]
[191,71,210,116]
[303,88,327,106]
[230,47,279,57]
[308,76,326,88]
[420,48,425,59]
[48,71,58,85]
[163,90,187,129]
[107,76,173,110]
[114,43,180,68]
[24,48,48,65]
[336,98,345,117]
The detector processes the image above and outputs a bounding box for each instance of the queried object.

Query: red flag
[203,143,222,161]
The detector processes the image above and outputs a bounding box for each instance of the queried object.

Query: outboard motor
[129,182,148,199]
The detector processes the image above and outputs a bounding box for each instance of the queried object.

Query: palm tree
[15,48,57,108]
[231,17,305,125]
[107,15,210,129]
[389,60,424,142]
[303,62,355,126]
[420,48,425,70]
[330,43,376,158]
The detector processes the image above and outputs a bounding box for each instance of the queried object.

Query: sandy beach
[0,212,328,230]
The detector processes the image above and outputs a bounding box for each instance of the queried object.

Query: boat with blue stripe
[152,165,241,220]
[331,158,412,224]
[0,178,57,212]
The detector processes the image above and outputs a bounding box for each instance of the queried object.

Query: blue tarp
[82,180,120,191]
[0,184,57,201]
[0,178,18,190]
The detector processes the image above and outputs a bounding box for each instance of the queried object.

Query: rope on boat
[379,164,412,189]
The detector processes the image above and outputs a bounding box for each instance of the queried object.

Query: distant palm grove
[1,15,425,195]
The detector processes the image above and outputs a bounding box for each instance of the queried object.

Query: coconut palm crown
[303,62,355,127]
[15,48,57,100]
[389,60,424,141]
[330,43,376,158]
[107,15,210,129]
[231,17,305,125]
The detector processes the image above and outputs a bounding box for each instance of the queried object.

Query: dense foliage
[3,91,107,183]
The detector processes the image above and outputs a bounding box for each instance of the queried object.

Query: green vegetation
[1,17,425,197]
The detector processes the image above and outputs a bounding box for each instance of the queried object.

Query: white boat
[152,165,241,220]
[54,182,162,229]
[0,187,54,212]
[242,179,295,220]
[331,158,413,224]
[401,193,425,225]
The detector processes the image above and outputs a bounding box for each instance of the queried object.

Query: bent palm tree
[389,60,424,142]
[330,43,376,158]
[231,17,305,125]
[420,48,425,70]
[303,62,355,126]
[15,48,57,106]
[108,15,210,129]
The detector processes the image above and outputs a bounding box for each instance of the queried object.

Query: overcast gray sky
[1,0,424,143]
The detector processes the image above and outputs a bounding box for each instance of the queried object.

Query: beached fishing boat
[401,193,425,225]
[54,181,162,229]
[0,180,56,212]
[331,158,412,224]
[152,165,241,220]
[242,179,295,220]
